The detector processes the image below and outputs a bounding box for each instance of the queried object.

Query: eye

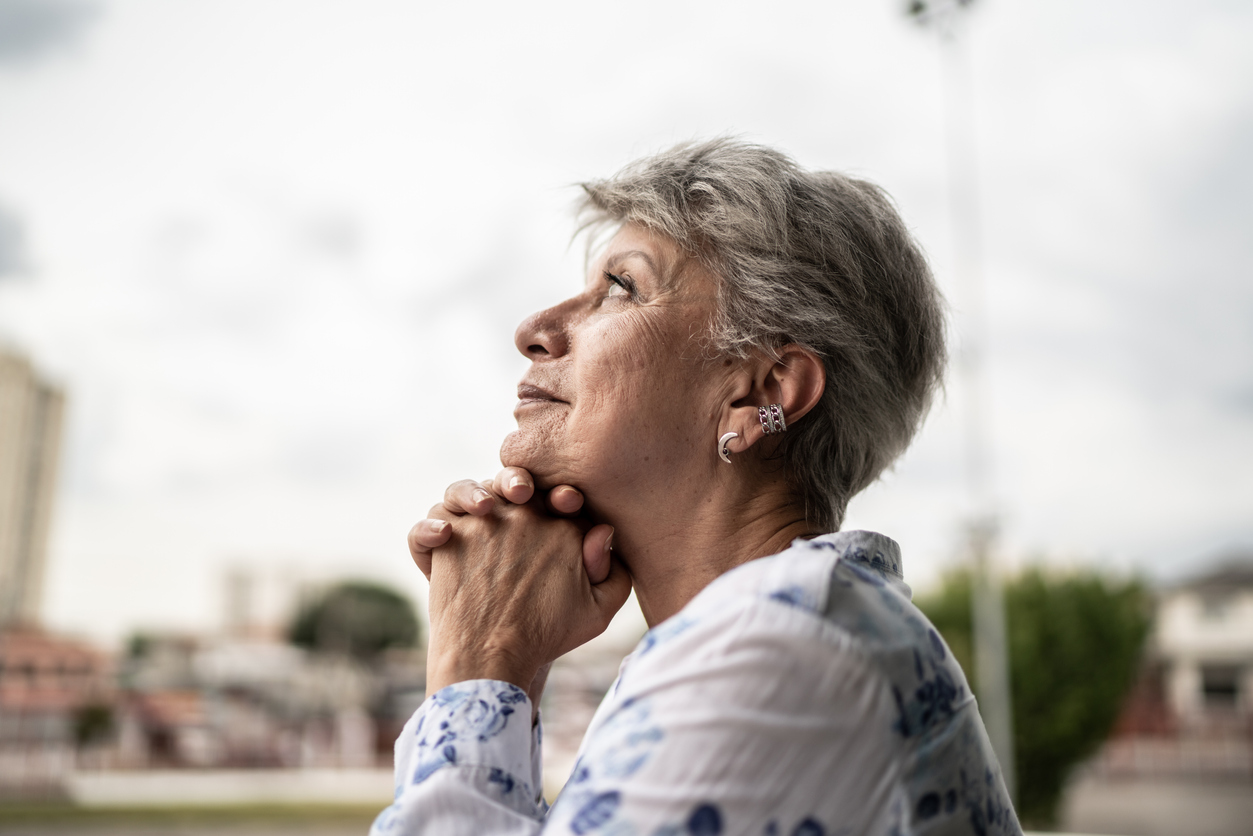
[602,271,637,300]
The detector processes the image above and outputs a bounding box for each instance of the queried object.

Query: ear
[720,344,825,456]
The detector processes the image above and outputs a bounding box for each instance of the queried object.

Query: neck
[591,470,818,627]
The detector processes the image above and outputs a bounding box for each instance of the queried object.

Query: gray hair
[577,138,946,531]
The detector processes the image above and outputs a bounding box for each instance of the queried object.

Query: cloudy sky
[0,0,1249,644]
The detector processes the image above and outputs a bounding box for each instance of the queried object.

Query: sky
[0,0,1249,645]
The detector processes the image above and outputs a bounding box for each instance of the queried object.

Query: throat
[614,508,816,628]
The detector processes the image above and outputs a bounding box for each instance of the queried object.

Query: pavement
[65,769,393,808]
[1061,774,1253,836]
[0,805,379,836]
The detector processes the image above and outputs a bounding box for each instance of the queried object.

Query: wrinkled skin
[411,224,826,710]
[499,223,723,521]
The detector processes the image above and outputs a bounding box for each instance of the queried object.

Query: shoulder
[633,531,920,660]
[563,533,925,835]
[628,530,977,738]
[594,532,1019,836]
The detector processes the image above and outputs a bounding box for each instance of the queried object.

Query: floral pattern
[371,531,1021,836]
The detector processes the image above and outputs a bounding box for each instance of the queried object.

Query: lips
[517,382,566,404]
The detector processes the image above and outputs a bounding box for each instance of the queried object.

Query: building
[0,629,113,798]
[109,631,423,770]
[1156,557,1253,730]
[0,347,65,629]
[1062,557,1253,835]
[1089,554,1253,779]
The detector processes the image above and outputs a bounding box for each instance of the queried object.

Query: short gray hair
[577,138,946,531]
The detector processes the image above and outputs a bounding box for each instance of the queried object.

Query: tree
[916,567,1151,827]
[73,703,114,747]
[289,581,420,661]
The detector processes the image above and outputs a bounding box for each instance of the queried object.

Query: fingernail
[473,489,492,504]
[508,475,526,490]
[604,527,615,553]
[429,519,449,534]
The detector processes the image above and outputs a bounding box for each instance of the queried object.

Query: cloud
[299,210,361,261]
[1095,103,1253,416]
[0,0,99,66]
[0,204,27,278]
[4,0,1249,640]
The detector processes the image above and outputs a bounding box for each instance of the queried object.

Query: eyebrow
[606,249,662,277]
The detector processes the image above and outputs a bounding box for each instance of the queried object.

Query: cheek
[576,317,711,447]
[577,316,670,409]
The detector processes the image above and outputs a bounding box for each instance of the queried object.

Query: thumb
[589,555,633,621]
[582,524,614,585]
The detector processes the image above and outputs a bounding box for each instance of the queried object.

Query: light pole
[906,0,1016,802]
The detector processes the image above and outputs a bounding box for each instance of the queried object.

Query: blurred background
[0,0,1250,833]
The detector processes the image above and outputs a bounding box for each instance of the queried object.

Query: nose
[514,297,573,360]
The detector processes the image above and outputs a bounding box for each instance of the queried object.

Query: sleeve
[369,680,547,836]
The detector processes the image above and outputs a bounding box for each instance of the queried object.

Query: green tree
[73,703,115,747]
[916,567,1151,827]
[289,581,420,661]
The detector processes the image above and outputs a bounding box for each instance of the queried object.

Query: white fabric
[371,531,1021,836]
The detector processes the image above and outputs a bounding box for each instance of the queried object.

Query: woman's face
[500,224,730,516]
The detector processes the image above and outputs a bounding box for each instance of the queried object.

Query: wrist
[426,646,537,696]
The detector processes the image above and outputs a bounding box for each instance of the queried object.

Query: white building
[1155,559,1253,727]
[1065,558,1253,833]
[0,347,64,629]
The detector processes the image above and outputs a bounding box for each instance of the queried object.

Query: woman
[371,140,1021,836]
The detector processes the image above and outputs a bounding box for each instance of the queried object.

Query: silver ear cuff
[758,403,787,435]
[718,432,738,464]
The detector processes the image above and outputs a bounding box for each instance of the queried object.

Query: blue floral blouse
[370,530,1022,836]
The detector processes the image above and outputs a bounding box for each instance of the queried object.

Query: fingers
[545,485,585,516]
[443,479,496,516]
[412,472,585,588]
[489,467,581,515]
[491,467,535,505]
[410,503,454,579]
[408,517,451,580]
[442,472,555,514]
[581,524,614,585]
[409,481,581,576]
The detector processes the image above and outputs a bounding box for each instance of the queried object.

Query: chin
[501,429,590,495]
[500,429,550,480]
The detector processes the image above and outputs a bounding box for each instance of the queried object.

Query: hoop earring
[758,403,788,435]
[718,432,738,464]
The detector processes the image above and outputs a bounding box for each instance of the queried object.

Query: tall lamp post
[906,0,1016,802]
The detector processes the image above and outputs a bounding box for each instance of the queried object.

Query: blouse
[370,530,1022,836]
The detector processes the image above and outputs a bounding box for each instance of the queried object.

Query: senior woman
[371,140,1021,836]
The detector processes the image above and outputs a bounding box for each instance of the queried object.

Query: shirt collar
[800,530,912,600]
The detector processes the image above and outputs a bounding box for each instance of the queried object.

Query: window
[1201,665,1241,706]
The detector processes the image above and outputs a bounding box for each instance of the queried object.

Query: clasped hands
[409,466,633,710]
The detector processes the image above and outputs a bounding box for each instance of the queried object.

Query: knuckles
[453,501,581,541]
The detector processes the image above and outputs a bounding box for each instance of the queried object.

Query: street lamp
[906,0,1016,803]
